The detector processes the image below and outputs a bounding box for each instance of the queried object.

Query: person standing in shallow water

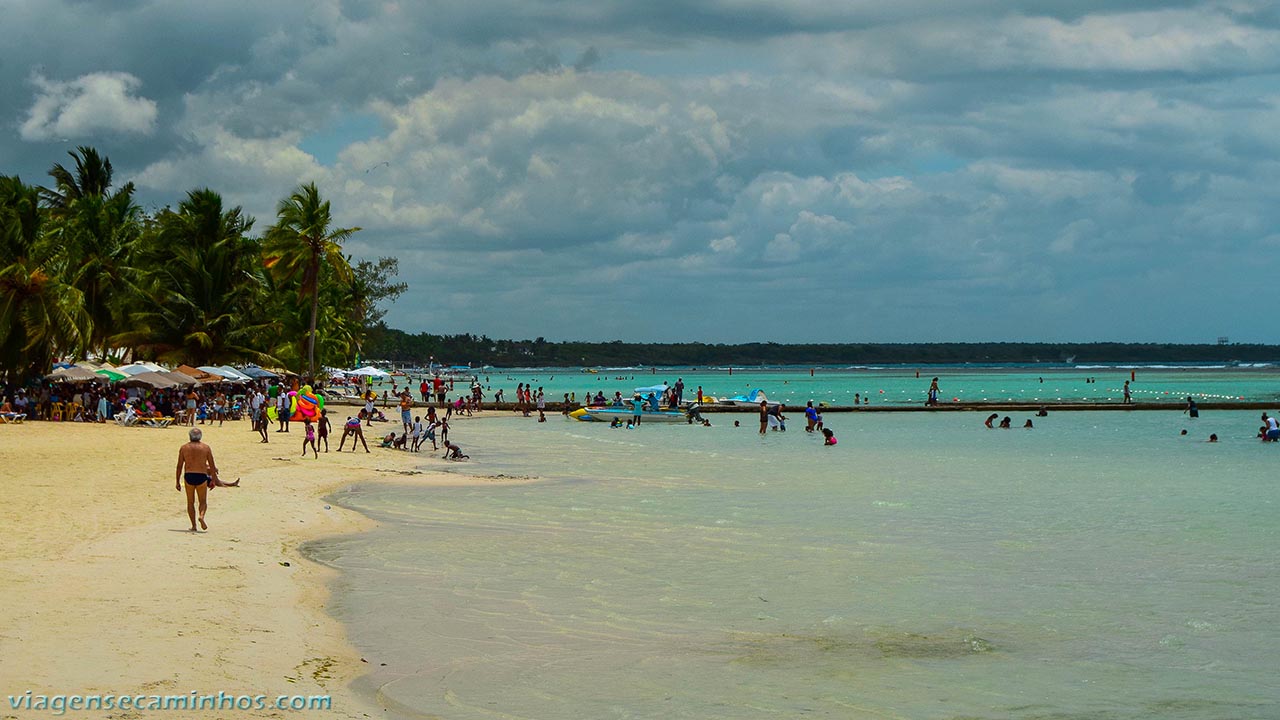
[176,427,219,532]
[1184,397,1198,418]
[1123,381,1131,404]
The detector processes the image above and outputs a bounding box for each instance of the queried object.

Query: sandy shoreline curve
[0,419,501,719]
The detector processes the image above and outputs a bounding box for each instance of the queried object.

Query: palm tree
[41,146,142,356]
[42,146,135,208]
[0,175,89,380]
[263,182,359,378]
[113,189,276,366]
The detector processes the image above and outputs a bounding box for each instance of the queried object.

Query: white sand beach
[0,420,495,719]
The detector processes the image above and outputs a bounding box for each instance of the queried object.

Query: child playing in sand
[318,409,331,452]
[302,419,318,458]
[443,441,468,460]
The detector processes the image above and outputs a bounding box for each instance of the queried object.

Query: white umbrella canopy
[45,366,103,383]
[116,362,165,376]
[119,371,179,389]
[347,366,390,377]
[199,365,252,382]
[158,371,197,386]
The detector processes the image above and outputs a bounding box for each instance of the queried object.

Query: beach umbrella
[158,371,197,386]
[197,365,250,382]
[119,371,178,389]
[347,366,390,377]
[238,365,279,379]
[45,366,102,383]
[214,365,253,382]
[175,365,222,383]
[115,363,163,376]
[94,368,128,382]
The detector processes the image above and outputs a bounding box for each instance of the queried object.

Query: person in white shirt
[410,416,425,452]
[277,392,291,432]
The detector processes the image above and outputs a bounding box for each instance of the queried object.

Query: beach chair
[143,417,173,428]
[0,413,25,424]
[49,401,64,422]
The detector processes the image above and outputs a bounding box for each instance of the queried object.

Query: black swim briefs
[184,473,209,486]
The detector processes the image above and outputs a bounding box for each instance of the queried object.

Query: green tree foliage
[41,147,143,355]
[0,149,398,382]
[263,182,361,379]
[363,331,1280,368]
[112,189,277,366]
[0,175,89,380]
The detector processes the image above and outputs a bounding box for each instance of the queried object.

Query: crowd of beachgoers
[0,374,487,456]
[0,370,1264,450]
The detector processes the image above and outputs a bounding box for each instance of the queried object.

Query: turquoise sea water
[307,408,1280,719]
[370,365,1280,406]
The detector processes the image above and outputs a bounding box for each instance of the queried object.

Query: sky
[4,0,1280,344]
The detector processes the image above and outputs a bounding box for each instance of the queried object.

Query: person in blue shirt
[804,401,822,432]
[631,394,645,425]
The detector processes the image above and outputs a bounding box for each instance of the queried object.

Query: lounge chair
[0,413,26,424]
[142,417,173,428]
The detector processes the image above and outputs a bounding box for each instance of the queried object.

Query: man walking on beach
[176,428,219,532]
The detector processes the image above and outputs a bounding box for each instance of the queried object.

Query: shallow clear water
[307,410,1280,719]
[371,366,1280,407]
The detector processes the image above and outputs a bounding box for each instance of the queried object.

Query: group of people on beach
[165,375,484,532]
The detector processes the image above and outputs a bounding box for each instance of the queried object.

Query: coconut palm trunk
[307,253,320,379]
[262,182,359,378]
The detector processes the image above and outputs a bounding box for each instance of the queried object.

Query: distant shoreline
[363,331,1280,367]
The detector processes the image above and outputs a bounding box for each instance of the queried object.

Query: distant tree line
[364,328,1280,367]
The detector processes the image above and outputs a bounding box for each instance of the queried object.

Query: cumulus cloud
[4,0,1280,341]
[20,71,158,141]
[326,71,733,248]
